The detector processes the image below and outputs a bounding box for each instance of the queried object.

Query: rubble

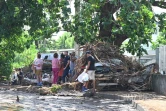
[16,85,54,95]
[38,87,51,95]
[19,42,158,92]
[75,42,157,91]
[61,82,82,91]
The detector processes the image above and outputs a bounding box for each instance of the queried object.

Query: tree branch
[152,1,166,9]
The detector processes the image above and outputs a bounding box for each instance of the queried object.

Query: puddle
[0,104,24,111]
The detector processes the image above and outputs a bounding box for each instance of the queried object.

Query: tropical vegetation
[0,0,166,79]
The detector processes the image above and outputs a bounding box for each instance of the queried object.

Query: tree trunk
[99,2,127,47]
[114,34,128,47]
[75,0,81,56]
[35,40,39,49]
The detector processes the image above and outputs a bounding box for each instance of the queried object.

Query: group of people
[32,51,96,93]
[10,50,96,94]
[32,51,77,86]
[11,68,23,85]
[51,51,96,93]
[52,51,77,84]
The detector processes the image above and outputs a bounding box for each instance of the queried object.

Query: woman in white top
[33,53,43,86]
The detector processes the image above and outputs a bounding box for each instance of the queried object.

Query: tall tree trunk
[75,0,81,56]
[99,2,127,47]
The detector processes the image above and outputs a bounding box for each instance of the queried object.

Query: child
[57,54,65,84]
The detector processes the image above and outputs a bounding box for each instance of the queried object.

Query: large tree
[0,0,71,47]
[0,0,71,78]
[0,0,166,78]
[65,0,166,55]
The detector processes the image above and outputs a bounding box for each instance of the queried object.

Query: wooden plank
[96,78,111,80]
[98,83,118,86]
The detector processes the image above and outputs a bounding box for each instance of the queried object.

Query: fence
[151,74,166,96]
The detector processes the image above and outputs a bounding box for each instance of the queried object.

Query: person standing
[17,68,23,85]
[62,51,70,83]
[69,52,77,82]
[32,52,41,74]
[34,53,43,86]
[84,51,95,93]
[11,70,18,85]
[58,53,65,84]
[52,53,60,84]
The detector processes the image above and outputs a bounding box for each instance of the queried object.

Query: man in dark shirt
[62,51,70,83]
[84,51,95,93]
[17,68,23,85]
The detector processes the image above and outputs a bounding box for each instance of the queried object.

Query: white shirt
[11,73,18,81]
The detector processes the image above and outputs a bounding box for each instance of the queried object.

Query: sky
[152,6,166,14]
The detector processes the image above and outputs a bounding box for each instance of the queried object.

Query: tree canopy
[0,0,71,78]
[38,32,74,52]
[66,0,166,56]
[0,0,166,78]
[56,32,74,49]
[13,44,37,69]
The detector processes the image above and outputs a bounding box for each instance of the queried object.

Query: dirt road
[0,90,137,111]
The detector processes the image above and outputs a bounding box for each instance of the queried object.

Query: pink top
[52,58,59,68]
[35,59,43,70]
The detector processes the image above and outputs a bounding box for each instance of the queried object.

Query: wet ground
[0,90,137,111]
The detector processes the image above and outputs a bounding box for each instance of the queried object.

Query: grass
[50,84,62,93]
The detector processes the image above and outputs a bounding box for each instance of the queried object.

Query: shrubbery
[51,85,62,93]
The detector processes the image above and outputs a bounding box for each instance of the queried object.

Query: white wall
[159,46,166,74]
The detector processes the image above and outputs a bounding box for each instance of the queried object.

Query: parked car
[95,62,111,74]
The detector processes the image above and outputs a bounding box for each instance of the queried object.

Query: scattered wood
[61,82,82,91]
[75,42,156,91]
[98,83,118,86]
[38,87,51,95]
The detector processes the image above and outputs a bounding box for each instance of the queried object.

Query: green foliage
[67,1,100,45]
[64,0,166,56]
[0,0,71,78]
[0,0,165,78]
[0,56,12,80]
[38,44,48,53]
[56,32,74,49]
[117,3,154,56]
[0,32,30,79]
[51,85,62,93]
[13,44,38,69]
[156,13,166,38]
[152,33,166,49]
[38,32,74,52]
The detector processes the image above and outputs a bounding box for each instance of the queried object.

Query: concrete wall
[152,74,166,96]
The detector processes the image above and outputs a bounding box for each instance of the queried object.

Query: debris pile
[75,42,156,91]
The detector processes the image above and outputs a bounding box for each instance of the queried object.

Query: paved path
[0,90,137,111]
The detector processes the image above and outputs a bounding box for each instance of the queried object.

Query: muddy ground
[0,85,137,111]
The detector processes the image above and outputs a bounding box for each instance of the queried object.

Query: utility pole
[74,0,80,57]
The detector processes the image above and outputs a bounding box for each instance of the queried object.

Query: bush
[51,85,62,93]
